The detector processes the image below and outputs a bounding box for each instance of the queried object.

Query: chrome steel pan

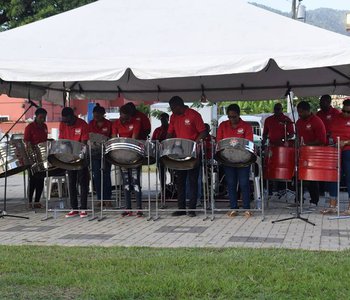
[215,137,256,167]
[48,139,87,170]
[89,132,109,158]
[30,141,65,176]
[104,137,145,168]
[160,138,199,170]
[0,139,32,177]
[142,140,156,165]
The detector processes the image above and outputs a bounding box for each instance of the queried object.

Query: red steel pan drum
[298,146,338,182]
[264,146,295,181]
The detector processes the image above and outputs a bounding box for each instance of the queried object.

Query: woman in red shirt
[88,104,112,205]
[112,104,143,217]
[217,104,253,217]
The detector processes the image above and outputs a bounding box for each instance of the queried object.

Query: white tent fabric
[0,0,350,103]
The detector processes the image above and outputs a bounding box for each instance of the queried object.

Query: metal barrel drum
[0,139,32,178]
[160,138,199,170]
[263,146,295,181]
[30,141,66,176]
[298,146,338,182]
[89,132,109,158]
[47,139,87,171]
[104,137,145,168]
[142,140,156,165]
[215,137,256,167]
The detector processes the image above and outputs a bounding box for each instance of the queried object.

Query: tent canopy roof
[0,0,350,103]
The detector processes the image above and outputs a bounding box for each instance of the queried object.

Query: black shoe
[171,211,186,216]
[188,212,196,217]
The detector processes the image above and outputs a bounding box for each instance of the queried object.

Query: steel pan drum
[48,140,87,170]
[264,146,295,181]
[89,133,109,158]
[0,139,32,177]
[299,146,338,182]
[30,142,65,176]
[104,137,145,168]
[160,138,199,170]
[215,138,256,167]
[142,140,156,165]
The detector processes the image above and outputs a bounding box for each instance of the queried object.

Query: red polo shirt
[112,118,141,138]
[88,118,112,138]
[217,119,253,142]
[152,125,168,142]
[168,107,206,141]
[24,121,48,145]
[134,111,151,140]
[331,114,350,151]
[316,107,341,135]
[263,114,294,146]
[296,114,326,145]
[59,118,89,142]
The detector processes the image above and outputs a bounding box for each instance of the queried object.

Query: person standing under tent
[88,104,113,206]
[112,104,143,217]
[262,103,294,147]
[59,107,90,218]
[331,99,350,215]
[217,104,254,217]
[167,96,207,217]
[296,101,327,208]
[24,108,48,209]
[152,113,169,199]
[125,102,151,140]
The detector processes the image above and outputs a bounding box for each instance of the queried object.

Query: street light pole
[292,0,297,19]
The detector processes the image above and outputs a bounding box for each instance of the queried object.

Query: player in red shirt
[317,94,340,142]
[24,108,48,209]
[262,103,294,147]
[217,104,253,217]
[331,99,350,214]
[88,104,112,205]
[125,102,151,140]
[296,101,327,207]
[166,96,207,217]
[152,113,169,199]
[59,107,89,218]
[112,104,143,217]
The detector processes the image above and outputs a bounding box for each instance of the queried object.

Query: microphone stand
[0,100,37,219]
[272,90,315,226]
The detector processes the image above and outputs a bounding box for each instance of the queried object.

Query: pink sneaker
[65,210,79,218]
[80,211,88,218]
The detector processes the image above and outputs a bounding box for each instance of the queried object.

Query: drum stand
[0,134,29,220]
[272,89,315,226]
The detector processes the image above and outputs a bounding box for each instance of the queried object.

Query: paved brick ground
[0,174,350,251]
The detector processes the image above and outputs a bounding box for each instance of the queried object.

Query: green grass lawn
[0,246,349,299]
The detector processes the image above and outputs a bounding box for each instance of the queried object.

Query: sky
[248,0,350,12]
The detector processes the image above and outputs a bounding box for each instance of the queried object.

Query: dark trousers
[302,181,319,204]
[176,166,200,210]
[158,161,166,193]
[91,159,112,200]
[28,172,45,203]
[120,167,142,209]
[342,150,350,198]
[68,167,89,210]
[224,166,251,209]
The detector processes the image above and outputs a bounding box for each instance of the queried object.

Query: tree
[0,0,96,31]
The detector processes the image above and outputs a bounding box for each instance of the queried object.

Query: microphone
[27,99,39,108]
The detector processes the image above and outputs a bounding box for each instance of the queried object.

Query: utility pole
[292,0,297,19]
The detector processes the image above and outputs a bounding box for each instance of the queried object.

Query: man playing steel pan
[59,107,90,218]
[217,104,254,217]
[112,104,143,217]
[166,96,207,217]
[331,99,350,215]
[296,101,328,208]
[88,104,113,207]
[24,108,48,209]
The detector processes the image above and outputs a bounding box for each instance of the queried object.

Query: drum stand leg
[146,139,152,221]
[41,165,53,221]
[201,142,208,221]
[153,141,160,221]
[272,89,315,226]
[0,136,29,220]
[88,142,98,221]
[98,144,106,222]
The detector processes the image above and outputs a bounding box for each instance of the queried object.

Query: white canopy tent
[0,0,349,104]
